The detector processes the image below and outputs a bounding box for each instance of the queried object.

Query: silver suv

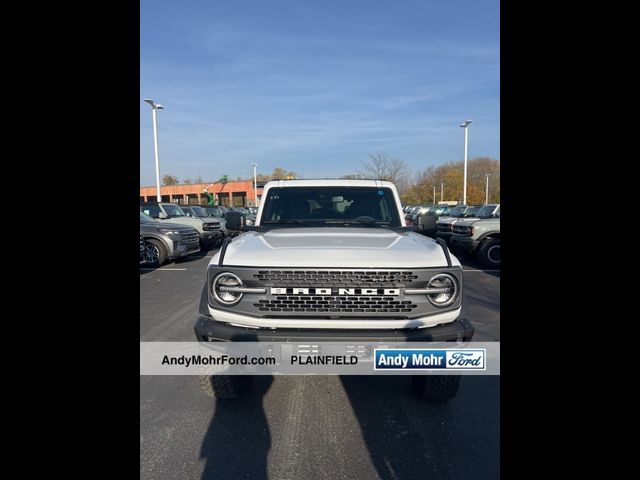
[140,202,224,249]
[140,212,200,266]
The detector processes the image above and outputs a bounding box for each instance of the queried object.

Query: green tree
[162,175,179,185]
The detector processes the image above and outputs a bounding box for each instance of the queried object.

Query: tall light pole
[460,120,473,205]
[253,163,258,207]
[440,182,444,203]
[433,186,436,205]
[144,99,165,201]
[485,173,491,204]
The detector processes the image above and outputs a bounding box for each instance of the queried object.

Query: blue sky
[140,0,499,185]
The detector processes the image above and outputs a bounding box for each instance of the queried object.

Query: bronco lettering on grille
[269,288,401,296]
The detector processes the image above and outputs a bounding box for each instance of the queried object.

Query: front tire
[143,239,167,267]
[200,375,253,399]
[476,238,500,268]
[412,375,461,401]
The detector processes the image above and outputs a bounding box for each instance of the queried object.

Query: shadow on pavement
[198,375,499,480]
[199,375,273,480]
[340,375,500,480]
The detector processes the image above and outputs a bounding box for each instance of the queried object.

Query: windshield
[475,204,498,218]
[463,206,481,217]
[261,186,401,227]
[140,212,155,224]
[205,206,223,217]
[190,206,207,216]
[163,204,186,217]
[446,206,466,217]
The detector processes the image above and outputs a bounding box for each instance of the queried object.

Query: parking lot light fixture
[144,99,165,202]
[485,173,491,204]
[253,163,258,207]
[460,120,473,205]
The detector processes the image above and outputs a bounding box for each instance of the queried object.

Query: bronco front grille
[180,230,199,244]
[202,223,221,231]
[253,270,418,287]
[453,225,472,236]
[254,295,417,313]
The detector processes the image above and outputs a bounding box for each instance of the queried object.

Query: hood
[213,227,460,268]
[437,217,464,225]
[140,221,193,231]
[201,217,221,225]
[159,216,207,229]
[453,218,483,227]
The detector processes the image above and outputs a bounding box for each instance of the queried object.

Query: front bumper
[194,314,474,343]
[199,231,224,243]
[170,241,200,259]
[450,235,479,252]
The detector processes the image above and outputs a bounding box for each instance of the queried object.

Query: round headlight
[426,273,459,307]
[212,272,243,305]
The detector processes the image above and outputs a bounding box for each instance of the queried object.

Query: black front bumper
[194,315,474,343]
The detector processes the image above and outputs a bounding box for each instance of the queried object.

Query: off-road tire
[476,238,500,268]
[411,375,461,401]
[200,375,253,399]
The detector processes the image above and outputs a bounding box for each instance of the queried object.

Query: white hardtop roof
[263,179,397,189]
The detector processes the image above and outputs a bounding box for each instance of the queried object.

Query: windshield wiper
[262,220,308,226]
[324,220,391,227]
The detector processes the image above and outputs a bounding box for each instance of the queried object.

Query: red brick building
[140,180,265,207]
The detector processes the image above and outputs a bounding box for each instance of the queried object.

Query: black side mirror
[225,211,246,231]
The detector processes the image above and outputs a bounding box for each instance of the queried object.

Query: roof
[262,179,398,189]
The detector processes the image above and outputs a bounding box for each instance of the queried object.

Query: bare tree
[358,152,410,193]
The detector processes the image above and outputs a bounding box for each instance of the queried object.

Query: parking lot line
[140,268,188,271]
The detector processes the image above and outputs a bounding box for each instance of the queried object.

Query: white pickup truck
[195,179,474,400]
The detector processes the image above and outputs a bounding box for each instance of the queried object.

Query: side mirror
[158,211,168,219]
[225,211,246,231]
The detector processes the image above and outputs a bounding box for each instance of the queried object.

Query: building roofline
[139,180,264,189]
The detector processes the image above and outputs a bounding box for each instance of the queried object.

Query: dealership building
[139,180,265,207]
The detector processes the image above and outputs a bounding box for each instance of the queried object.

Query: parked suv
[139,212,200,266]
[435,205,482,244]
[450,214,500,268]
[195,179,473,401]
[140,202,223,249]
[181,205,229,240]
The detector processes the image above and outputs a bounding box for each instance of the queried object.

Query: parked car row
[139,201,258,267]
[436,204,500,268]
[399,202,500,268]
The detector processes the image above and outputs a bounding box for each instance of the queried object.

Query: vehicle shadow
[198,373,499,480]
[339,375,500,480]
[199,375,273,480]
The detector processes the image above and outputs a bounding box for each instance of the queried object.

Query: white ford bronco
[195,179,474,400]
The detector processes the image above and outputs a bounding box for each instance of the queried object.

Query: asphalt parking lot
[140,249,500,480]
